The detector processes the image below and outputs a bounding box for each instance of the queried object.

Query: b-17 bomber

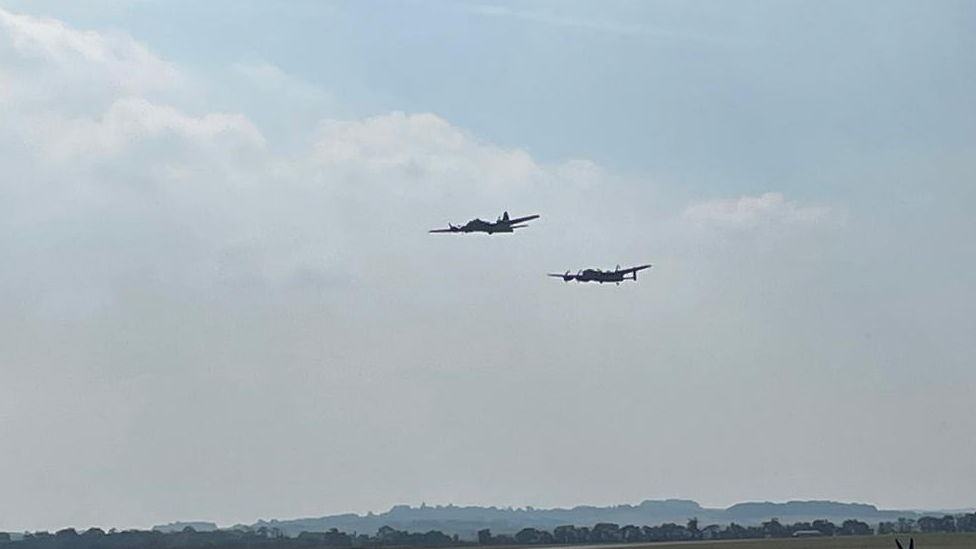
[549,264,652,285]
[429,211,540,235]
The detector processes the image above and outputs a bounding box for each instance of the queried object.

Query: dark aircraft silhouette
[429,211,540,234]
[549,264,652,284]
[896,539,914,549]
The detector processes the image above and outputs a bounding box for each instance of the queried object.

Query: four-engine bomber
[431,211,651,284]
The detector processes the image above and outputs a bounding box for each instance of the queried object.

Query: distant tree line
[480,517,873,544]
[2,512,975,549]
[879,514,976,535]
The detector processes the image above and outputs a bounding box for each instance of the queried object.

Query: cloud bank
[684,192,834,228]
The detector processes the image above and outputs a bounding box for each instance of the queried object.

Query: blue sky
[1,0,974,533]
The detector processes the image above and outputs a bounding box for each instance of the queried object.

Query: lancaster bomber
[429,212,540,235]
[549,264,652,284]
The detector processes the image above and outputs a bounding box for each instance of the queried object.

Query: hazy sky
[1,0,975,533]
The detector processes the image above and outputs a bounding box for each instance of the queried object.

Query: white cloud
[27,97,266,160]
[0,6,178,99]
[0,5,575,301]
[312,111,543,188]
[683,191,833,229]
[553,159,604,188]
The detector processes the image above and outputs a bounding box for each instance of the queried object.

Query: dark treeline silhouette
[3,513,976,549]
[0,526,455,549]
[477,516,950,544]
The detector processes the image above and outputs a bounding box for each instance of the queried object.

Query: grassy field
[579,533,976,549]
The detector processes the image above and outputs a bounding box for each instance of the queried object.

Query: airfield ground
[541,533,976,549]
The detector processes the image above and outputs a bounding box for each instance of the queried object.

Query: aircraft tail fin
[502,211,510,222]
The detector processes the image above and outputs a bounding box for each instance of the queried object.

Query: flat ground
[554,534,976,549]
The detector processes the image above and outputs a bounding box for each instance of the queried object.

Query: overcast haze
[1,0,975,533]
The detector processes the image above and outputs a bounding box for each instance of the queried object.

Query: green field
[573,534,976,549]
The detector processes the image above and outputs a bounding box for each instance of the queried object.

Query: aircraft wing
[507,214,540,225]
[618,264,652,274]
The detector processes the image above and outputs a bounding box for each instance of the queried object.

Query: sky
[1,0,975,533]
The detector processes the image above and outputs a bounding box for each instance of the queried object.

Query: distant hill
[152,522,219,533]
[229,499,934,539]
[721,501,909,523]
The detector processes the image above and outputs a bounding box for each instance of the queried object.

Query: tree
[641,526,663,542]
[552,525,578,544]
[514,528,544,544]
[657,523,691,541]
[376,525,400,543]
[812,519,837,536]
[762,519,789,538]
[940,515,957,533]
[917,516,956,533]
[789,521,812,534]
[590,524,620,543]
[722,523,750,540]
[839,519,871,536]
[957,513,976,532]
[620,525,643,543]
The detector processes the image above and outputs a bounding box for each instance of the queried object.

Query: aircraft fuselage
[430,213,539,234]
[460,219,515,234]
[575,269,629,283]
[549,264,652,284]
